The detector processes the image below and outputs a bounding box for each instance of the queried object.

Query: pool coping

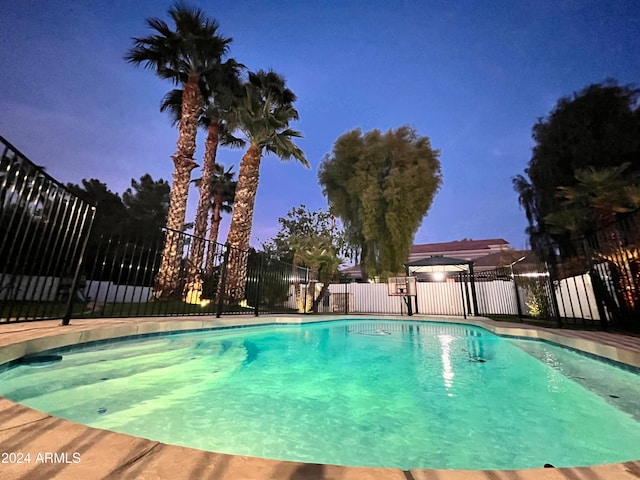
[1,314,640,480]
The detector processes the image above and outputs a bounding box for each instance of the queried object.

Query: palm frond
[125,3,234,88]
[159,89,183,126]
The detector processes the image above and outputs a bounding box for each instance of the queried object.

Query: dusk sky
[1,1,639,252]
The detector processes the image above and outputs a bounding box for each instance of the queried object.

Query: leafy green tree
[513,80,640,259]
[224,70,308,303]
[262,205,345,262]
[125,4,233,299]
[260,205,345,312]
[319,126,442,280]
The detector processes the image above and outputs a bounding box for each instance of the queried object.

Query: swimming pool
[1,319,639,470]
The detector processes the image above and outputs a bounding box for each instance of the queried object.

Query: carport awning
[404,256,473,273]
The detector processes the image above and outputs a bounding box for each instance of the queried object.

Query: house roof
[340,264,362,275]
[405,255,472,273]
[341,238,514,278]
[405,256,472,267]
[472,250,529,267]
[410,238,509,255]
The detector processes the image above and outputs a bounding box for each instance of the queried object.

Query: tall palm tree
[224,70,309,303]
[160,73,243,295]
[125,4,232,299]
[206,164,237,262]
[192,164,237,273]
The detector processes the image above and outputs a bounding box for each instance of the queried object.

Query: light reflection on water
[438,334,455,390]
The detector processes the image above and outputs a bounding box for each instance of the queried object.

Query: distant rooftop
[410,238,509,255]
[343,238,514,279]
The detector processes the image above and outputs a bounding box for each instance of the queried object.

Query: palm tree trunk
[185,121,219,298]
[155,74,201,300]
[205,194,223,273]
[224,143,261,303]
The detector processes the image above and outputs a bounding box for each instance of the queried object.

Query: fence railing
[0,216,609,327]
[2,135,638,331]
[0,135,96,323]
[582,212,640,331]
[53,228,309,319]
[313,267,601,328]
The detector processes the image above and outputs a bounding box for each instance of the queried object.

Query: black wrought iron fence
[0,135,96,323]
[477,261,602,329]
[67,228,310,319]
[3,130,636,331]
[582,211,640,331]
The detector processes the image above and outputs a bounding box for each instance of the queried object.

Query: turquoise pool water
[1,320,639,470]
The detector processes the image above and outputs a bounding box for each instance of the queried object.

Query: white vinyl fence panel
[0,274,152,304]
[83,281,153,304]
[327,283,408,314]
[0,273,61,301]
[555,273,601,321]
[2,271,602,323]
[476,280,519,315]
[417,282,466,315]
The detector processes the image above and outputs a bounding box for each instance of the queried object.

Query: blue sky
[1,0,639,250]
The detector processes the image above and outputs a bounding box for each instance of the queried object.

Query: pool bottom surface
[1,320,639,470]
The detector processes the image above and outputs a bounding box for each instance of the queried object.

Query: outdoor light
[432,271,446,282]
[509,255,527,279]
[510,256,526,267]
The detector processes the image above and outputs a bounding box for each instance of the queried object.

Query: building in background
[342,238,522,281]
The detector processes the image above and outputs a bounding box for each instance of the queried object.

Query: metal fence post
[458,273,467,319]
[468,264,479,316]
[582,238,609,330]
[511,270,524,322]
[303,267,309,314]
[254,252,264,317]
[61,206,96,326]
[216,243,230,318]
[545,261,562,328]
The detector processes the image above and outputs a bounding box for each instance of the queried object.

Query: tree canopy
[67,174,169,239]
[318,126,442,280]
[122,173,171,233]
[513,80,640,258]
[262,204,345,276]
[66,178,128,239]
[126,3,234,298]
[224,70,308,303]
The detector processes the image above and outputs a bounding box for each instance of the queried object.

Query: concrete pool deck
[1,315,640,480]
